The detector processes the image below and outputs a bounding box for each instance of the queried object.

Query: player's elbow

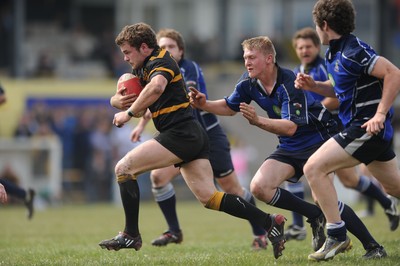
[227,110,237,116]
[286,123,297,136]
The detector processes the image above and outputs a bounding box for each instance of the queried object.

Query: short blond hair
[241,36,276,62]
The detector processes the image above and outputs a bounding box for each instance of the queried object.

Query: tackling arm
[295,73,336,97]
[189,87,237,116]
[239,102,297,136]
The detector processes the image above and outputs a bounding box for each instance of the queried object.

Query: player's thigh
[367,158,400,195]
[117,139,180,176]
[150,165,180,187]
[306,138,359,174]
[180,158,215,204]
[252,159,295,190]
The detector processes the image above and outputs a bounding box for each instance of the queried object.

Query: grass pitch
[0,200,399,266]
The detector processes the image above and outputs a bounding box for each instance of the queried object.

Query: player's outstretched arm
[295,73,335,97]
[189,87,236,116]
[239,102,297,136]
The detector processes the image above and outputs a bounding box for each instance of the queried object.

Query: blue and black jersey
[133,47,194,132]
[293,56,328,102]
[326,34,393,141]
[225,65,337,152]
[179,58,219,131]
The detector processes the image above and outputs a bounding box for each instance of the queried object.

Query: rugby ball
[117,73,143,96]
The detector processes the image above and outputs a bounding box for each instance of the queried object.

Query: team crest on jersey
[293,103,302,109]
[273,105,281,116]
[293,103,302,116]
[334,60,340,72]
[328,73,336,87]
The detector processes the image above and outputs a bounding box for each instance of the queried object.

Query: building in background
[0,0,397,79]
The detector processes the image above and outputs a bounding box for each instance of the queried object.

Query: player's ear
[139,43,149,53]
[322,20,328,31]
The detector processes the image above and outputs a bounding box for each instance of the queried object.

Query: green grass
[0,201,399,266]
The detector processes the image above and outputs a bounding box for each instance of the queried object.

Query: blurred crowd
[12,100,151,203]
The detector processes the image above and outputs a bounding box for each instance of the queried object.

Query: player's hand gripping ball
[117,73,143,96]
[116,73,146,118]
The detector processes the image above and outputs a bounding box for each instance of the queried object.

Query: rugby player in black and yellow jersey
[99,22,287,259]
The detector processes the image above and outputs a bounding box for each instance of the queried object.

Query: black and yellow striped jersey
[133,47,194,132]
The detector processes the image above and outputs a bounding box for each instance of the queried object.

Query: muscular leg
[367,158,400,197]
[250,159,326,251]
[115,140,182,237]
[304,138,358,233]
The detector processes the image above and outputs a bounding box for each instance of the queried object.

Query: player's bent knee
[303,163,318,182]
[249,183,263,199]
[117,174,136,184]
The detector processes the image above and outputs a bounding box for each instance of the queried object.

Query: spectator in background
[87,115,113,202]
[0,164,35,219]
[0,83,5,104]
[93,28,118,78]
[69,23,96,62]
[0,85,36,218]
[0,183,7,204]
[14,112,34,138]
[34,51,55,77]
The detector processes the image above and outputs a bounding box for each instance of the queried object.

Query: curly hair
[312,0,355,36]
[156,28,186,58]
[115,22,158,50]
[292,27,320,48]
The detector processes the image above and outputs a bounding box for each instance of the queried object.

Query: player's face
[243,48,269,79]
[316,25,329,45]
[119,42,147,70]
[295,38,320,65]
[158,37,183,62]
